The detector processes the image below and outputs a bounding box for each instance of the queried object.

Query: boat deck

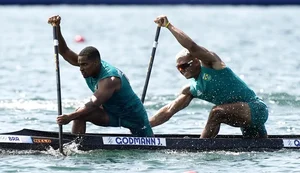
[1,129,300,152]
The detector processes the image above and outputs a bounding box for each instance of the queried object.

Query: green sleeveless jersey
[189,66,257,105]
[85,60,147,119]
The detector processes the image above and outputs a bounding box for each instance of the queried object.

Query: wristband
[165,22,170,28]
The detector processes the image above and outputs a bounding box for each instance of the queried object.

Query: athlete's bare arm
[154,15,226,70]
[48,15,79,66]
[57,77,121,124]
[150,85,193,127]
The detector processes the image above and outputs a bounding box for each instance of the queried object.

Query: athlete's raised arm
[48,15,79,66]
[154,15,225,69]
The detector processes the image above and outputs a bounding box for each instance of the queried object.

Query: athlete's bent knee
[208,107,226,123]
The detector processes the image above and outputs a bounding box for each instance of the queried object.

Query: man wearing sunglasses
[149,15,268,138]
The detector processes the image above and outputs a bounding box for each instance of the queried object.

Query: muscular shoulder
[98,76,121,91]
[180,85,192,96]
[202,51,226,70]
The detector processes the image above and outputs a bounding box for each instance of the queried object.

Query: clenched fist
[48,15,61,26]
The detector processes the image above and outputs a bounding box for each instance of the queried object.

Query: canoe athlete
[48,15,153,137]
[149,15,268,138]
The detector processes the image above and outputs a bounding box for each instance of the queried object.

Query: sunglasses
[176,60,193,71]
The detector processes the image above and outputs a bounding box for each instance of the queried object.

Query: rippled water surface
[0,5,300,173]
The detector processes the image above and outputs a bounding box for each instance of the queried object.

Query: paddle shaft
[141,26,161,103]
[52,26,64,154]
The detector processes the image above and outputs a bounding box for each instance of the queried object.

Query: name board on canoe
[102,136,166,146]
[0,135,33,143]
[283,139,300,147]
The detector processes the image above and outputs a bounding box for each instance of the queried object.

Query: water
[0,5,300,173]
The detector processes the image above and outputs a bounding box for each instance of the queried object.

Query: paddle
[52,25,64,155]
[141,26,161,104]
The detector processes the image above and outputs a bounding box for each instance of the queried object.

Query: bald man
[149,15,268,138]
